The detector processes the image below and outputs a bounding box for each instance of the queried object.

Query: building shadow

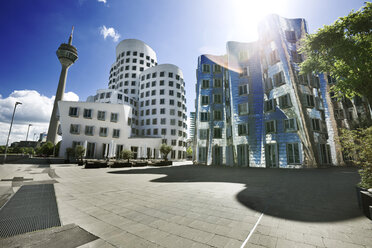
[108,165,361,222]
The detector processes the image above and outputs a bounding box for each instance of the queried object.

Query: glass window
[238,103,249,115]
[200,112,209,122]
[69,124,80,134]
[99,127,108,137]
[85,126,94,136]
[213,94,222,104]
[111,113,118,122]
[97,111,106,121]
[201,80,209,88]
[265,99,276,112]
[202,64,210,73]
[213,128,222,138]
[238,123,249,136]
[213,110,222,121]
[284,118,297,132]
[113,129,120,138]
[279,94,292,108]
[239,84,248,95]
[265,121,276,134]
[287,143,300,164]
[83,109,92,118]
[69,107,79,117]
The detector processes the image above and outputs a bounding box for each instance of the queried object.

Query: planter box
[360,191,372,220]
[155,161,172,166]
[111,162,132,168]
[356,186,368,209]
[133,162,148,167]
[85,161,108,169]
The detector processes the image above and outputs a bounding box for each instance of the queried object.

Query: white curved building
[138,64,187,159]
[109,39,157,100]
[59,39,187,160]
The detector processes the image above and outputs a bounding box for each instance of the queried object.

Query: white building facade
[59,39,187,160]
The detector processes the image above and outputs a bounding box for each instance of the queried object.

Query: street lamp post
[26,124,32,141]
[2,101,22,164]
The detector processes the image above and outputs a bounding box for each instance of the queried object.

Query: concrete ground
[0,163,371,248]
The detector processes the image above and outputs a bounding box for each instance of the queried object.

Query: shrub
[75,145,85,162]
[340,127,372,189]
[120,150,133,163]
[160,144,172,161]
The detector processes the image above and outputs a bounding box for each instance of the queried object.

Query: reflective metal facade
[194,15,338,168]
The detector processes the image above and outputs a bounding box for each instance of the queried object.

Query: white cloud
[97,0,107,3]
[0,90,79,145]
[100,25,120,42]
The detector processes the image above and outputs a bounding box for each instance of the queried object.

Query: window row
[198,143,302,167]
[201,64,222,74]
[139,98,186,108]
[140,80,184,90]
[140,118,187,127]
[70,124,120,138]
[140,71,182,81]
[116,51,155,62]
[264,94,292,112]
[162,139,187,147]
[140,128,187,137]
[140,108,184,119]
[69,107,119,122]
[264,71,286,91]
[140,89,185,99]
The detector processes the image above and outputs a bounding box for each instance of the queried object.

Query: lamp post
[2,101,22,164]
[26,124,32,141]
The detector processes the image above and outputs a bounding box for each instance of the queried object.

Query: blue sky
[0,0,367,144]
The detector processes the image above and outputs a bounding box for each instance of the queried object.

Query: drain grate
[0,184,61,238]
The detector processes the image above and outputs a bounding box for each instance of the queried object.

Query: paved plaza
[0,163,371,248]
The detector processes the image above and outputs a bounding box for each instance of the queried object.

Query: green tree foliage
[37,141,54,156]
[24,147,35,156]
[186,147,193,158]
[75,145,85,162]
[160,144,172,161]
[339,127,372,188]
[300,2,372,103]
[120,150,133,163]
[66,147,75,161]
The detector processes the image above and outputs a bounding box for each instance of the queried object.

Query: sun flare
[229,0,289,41]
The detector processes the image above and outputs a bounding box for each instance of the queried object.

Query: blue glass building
[194,15,339,168]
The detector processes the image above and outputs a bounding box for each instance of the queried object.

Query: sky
[0,0,367,145]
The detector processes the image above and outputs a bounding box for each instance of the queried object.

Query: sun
[229,0,289,42]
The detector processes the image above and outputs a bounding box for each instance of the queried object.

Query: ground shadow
[108,165,361,222]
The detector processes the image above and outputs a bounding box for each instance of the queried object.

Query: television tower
[47,27,78,144]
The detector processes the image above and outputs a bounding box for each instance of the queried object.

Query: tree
[38,141,54,156]
[186,147,193,158]
[300,2,372,104]
[75,145,85,162]
[160,144,172,161]
[66,147,75,162]
[339,127,372,189]
[24,147,35,156]
[120,150,133,163]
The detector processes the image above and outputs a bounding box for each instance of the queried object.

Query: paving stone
[322,238,366,248]
[276,238,316,248]
[303,233,325,247]
[207,235,239,248]
[77,238,116,248]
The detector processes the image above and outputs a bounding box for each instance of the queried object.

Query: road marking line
[240,212,264,248]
